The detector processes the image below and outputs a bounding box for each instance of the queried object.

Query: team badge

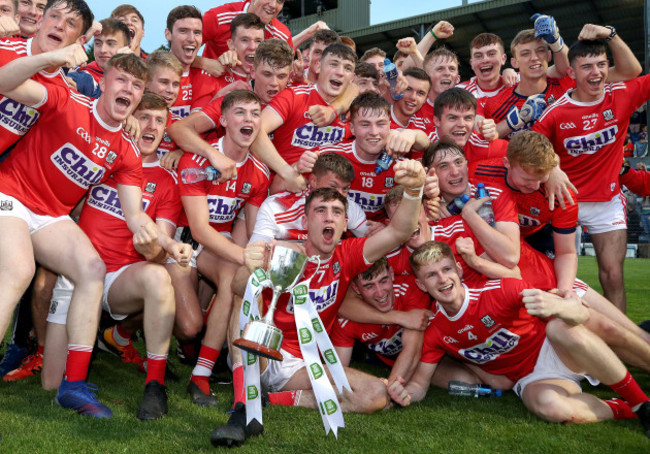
[530,207,540,216]
[384,177,394,188]
[145,182,157,193]
[242,182,252,194]
[443,336,459,344]
[333,261,340,274]
[547,95,556,105]
[162,132,172,143]
[603,109,614,121]
[106,151,117,164]
[0,200,13,211]
[49,300,58,314]
[481,314,495,328]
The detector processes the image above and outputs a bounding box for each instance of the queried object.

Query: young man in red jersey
[388,241,650,438]
[212,160,426,447]
[0,0,94,151]
[0,44,156,417]
[534,37,648,313]
[214,13,264,87]
[0,0,19,37]
[110,4,146,59]
[176,90,272,407]
[16,0,45,38]
[43,92,191,420]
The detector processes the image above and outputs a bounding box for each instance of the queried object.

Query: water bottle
[446,194,470,216]
[383,58,404,101]
[448,380,502,397]
[180,166,221,184]
[375,150,394,174]
[475,183,496,226]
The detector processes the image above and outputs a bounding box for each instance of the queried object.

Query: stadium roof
[342,0,645,78]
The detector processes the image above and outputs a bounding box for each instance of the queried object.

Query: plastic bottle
[475,183,496,226]
[448,380,502,397]
[446,194,470,216]
[180,166,221,184]
[375,150,394,174]
[383,58,404,101]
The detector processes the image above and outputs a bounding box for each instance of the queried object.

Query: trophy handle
[262,287,282,324]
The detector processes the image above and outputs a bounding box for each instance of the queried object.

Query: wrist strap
[430,29,438,40]
[404,186,424,200]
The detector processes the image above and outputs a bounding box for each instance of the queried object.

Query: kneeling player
[43,93,192,420]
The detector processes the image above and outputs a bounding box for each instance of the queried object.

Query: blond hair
[506,130,558,174]
[409,241,455,275]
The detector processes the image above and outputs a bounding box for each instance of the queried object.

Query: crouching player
[389,241,650,436]
[43,92,192,420]
[212,159,427,447]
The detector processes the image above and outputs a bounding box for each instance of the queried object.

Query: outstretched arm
[578,24,642,82]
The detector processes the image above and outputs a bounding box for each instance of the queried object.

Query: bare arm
[578,24,642,82]
[456,237,521,279]
[292,21,329,49]
[387,361,437,406]
[552,231,578,294]
[521,288,589,325]
[182,195,245,266]
[334,345,353,367]
[388,329,424,384]
[461,197,520,268]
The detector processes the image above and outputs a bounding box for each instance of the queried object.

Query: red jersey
[171,68,222,119]
[458,76,509,110]
[177,137,270,233]
[267,84,347,165]
[421,278,547,382]
[80,162,181,272]
[415,98,434,128]
[533,75,650,202]
[331,275,431,366]
[386,246,412,277]
[249,187,367,242]
[479,76,575,123]
[263,237,371,359]
[319,140,396,222]
[390,104,433,135]
[215,69,249,87]
[0,37,70,151]
[77,61,103,84]
[0,87,142,216]
[202,1,294,60]
[469,158,578,237]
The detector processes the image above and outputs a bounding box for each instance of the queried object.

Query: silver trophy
[234,246,312,361]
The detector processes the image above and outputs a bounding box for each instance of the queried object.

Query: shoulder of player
[266,19,292,42]
[211,2,244,24]
[178,152,209,170]
[0,37,27,55]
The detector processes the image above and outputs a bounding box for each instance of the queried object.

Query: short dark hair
[312,29,340,46]
[221,90,261,114]
[403,67,431,88]
[305,187,348,214]
[98,18,131,47]
[422,140,465,170]
[470,33,505,53]
[312,153,355,183]
[166,5,201,32]
[423,47,459,69]
[254,38,293,69]
[433,87,477,119]
[360,47,385,62]
[46,0,94,35]
[230,12,264,38]
[354,61,379,80]
[356,257,390,282]
[136,92,169,114]
[568,39,608,66]
[349,91,390,121]
[105,53,149,83]
[110,4,144,26]
[322,43,357,65]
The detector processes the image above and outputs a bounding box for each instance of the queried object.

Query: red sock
[146,352,168,385]
[605,398,638,419]
[268,390,302,407]
[232,362,245,407]
[190,345,220,394]
[609,371,650,409]
[64,345,93,382]
[36,344,44,356]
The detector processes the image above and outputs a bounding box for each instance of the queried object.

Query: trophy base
[234,338,284,361]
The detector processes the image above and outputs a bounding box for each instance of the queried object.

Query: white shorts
[46,264,133,325]
[0,192,70,234]
[513,338,599,398]
[578,192,627,235]
[260,348,306,392]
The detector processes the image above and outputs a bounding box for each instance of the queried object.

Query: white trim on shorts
[0,192,70,234]
[101,263,134,321]
[513,337,599,398]
[260,348,306,392]
[578,192,627,235]
[165,226,203,268]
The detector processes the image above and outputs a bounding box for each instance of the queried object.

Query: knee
[529,390,573,423]
[360,378,390,413]
[546,319,588,351]
[77,256,106,282]
[144,266,174,303]
[586,315,623,345]
[175,315,203,341]
[9,260,36,289]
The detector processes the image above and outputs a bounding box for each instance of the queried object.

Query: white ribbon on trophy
[236,247,350,437]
